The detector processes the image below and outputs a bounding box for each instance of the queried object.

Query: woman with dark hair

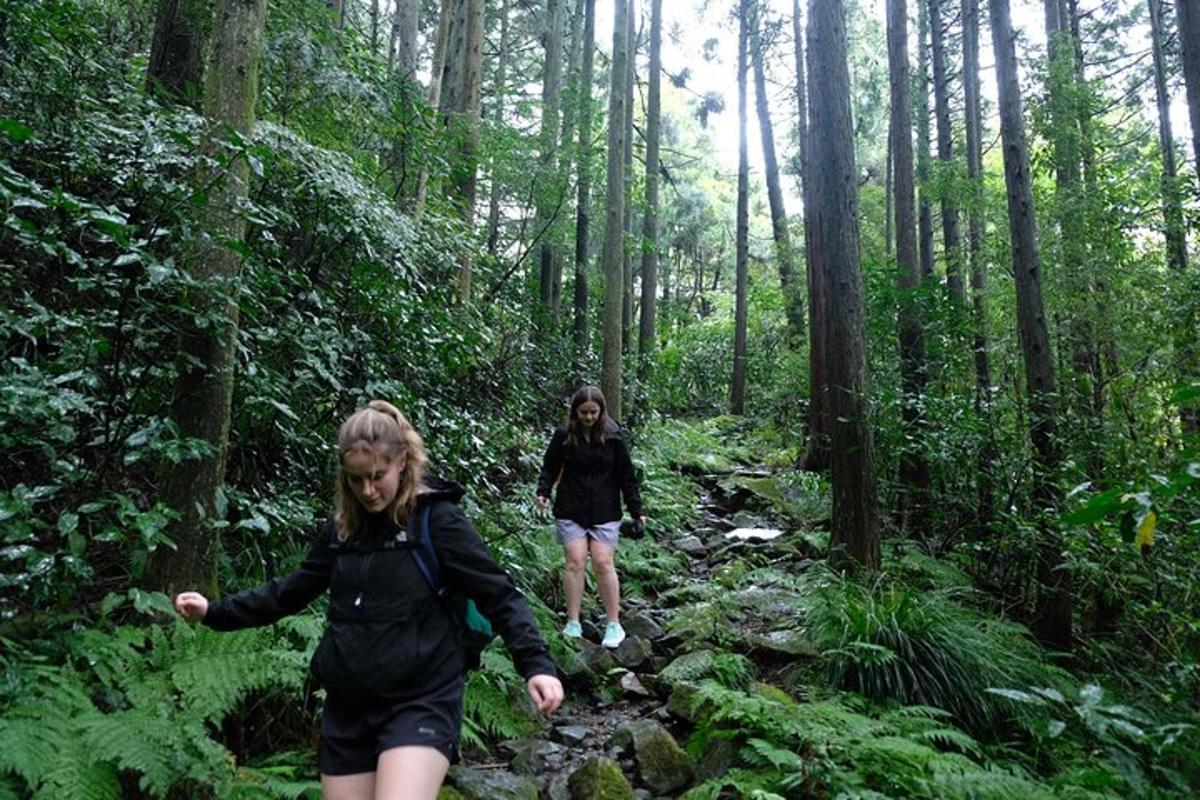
[175,400,563,800]
[536,386,644,649]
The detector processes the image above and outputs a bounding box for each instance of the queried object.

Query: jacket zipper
[354,551,374,609]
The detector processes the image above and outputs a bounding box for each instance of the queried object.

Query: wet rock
[665,681,706,722]
[618,671,651,697]
[612,719,694,795]
[445,766,540,800]
[548,772,571,800]
[566,756,636,800]
[581,619,602,641]
[676,535,708,557]
[622,611,666,641]
[612,636,652,668]
[659,649,716,689]
[553,724,592,746]
[581,643,618,671]
[506,738,566,775]
[746,628,819,658]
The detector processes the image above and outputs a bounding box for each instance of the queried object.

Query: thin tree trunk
[808,0,880,570]
[621,0,636,356]
[889,0,930,534]
[732,0,750,415]
[637,0,663,383]
[552,0,588,316]
[415,0,455,215]
[454,0,485,300]
[752,5,804,344]
[929,0,964,303]
[1150,0,1197,436]
[916,0,934,281]
[147,0,267,597]
[574,0,597,375]
[601,0,630,419]
[885,124,893,257]
[1175,0,1200,180]
[989,0,1072,651]
[485,0,512,255]
[146,0,212,106]
[963,0,994,525]
[796,0,829,472]
[389,0,419,78]
[535,0,566,325]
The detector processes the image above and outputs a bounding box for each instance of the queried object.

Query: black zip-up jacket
[203,477,555,705]
[536,419,643,527]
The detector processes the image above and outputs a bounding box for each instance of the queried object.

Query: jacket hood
[418,474,467,503]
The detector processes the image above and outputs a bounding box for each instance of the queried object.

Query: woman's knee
[564,551,588,573]
[590,550,616,574]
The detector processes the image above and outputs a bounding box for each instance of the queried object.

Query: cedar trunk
[574,0,598,374]
[731,0,750,415]
[637,0,663,381]
[601,0,629,419]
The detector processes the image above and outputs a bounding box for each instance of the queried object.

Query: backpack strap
[409,504,446,599]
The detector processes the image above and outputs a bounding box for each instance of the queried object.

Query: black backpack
[409,503,497,671]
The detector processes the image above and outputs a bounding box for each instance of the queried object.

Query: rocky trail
[439,465,820,800]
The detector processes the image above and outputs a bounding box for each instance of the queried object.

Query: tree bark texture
[148,0,267,597]
[637,0,663,381]
[536,0,566,325]
[916,0,934,281]
[732,0,750,415]
[989,0,1072,651]
[601,0,629,420]
[146,0,213,106]
[552,0,588,316]
[485,0,512,255]
[389,0,419,78]
[963,0,994,524]
[1175,0,1200,178]
[752,6,804,344]
[574,0,598,374]
[929,0,964,303]
[621,0,636,356]
[888,0,930,533]
[454,0,484,300]
[808,0,880,571]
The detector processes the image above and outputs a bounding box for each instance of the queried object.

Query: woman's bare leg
[320,771,374,800]
[563,538,588,622]
[589,539,620,621]
[373,745,450,800]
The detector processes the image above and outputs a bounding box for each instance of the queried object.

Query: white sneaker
[562,620,583,638]
[601,620,626,649]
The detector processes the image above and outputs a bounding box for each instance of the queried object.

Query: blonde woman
[175,400,563,800]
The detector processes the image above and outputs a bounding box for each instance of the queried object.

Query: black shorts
[318,674,465,776]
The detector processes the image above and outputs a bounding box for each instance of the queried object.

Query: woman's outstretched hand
[174,591,209,621]
[526,674,564,714]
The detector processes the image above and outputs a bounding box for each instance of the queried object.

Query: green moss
[566,757,635,800]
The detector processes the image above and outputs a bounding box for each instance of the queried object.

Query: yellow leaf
[1134,511,1156,550]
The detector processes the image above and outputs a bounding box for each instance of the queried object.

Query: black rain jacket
[203,477,555,706]
[536,419,643,527]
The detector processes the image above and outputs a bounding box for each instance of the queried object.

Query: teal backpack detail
[410,503,496,671]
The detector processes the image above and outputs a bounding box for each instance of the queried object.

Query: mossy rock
[612,719,694,795]
[567,756,635,800]
[658,650,716,689]
[752,681,800,707]
[437,788,467,800]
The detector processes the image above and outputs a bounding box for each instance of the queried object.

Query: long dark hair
[564,385,614,448]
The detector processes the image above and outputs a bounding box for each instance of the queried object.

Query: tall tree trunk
[574,0,597,375]
[989,0,1072,651]
[963,0,994,525]
[485,0,512,255]
[916,0,934,281]
[637,0,663,383]
[147,0,267,597]
[621,0,637,356]
[885,124,893,257]
[752,5,804,344]
[889,0,930,534]
[146,0,213,106]
[389,0,419,78]
[1150,0,1198,435]
[929,0,964,303]
[415,0,456,214]
[601,0,630,419]
[535,0,566,325]
[370,0,380,53]
[454,0,484,300]
[731,0,750,415]
[808,0,880,570]
[796,0,829,472]
[552,0,588,316]
[1175,0,1200,180]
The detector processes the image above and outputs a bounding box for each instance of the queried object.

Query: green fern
[460,646,539,751]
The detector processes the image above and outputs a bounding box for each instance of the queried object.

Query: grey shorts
[555,518,620,549]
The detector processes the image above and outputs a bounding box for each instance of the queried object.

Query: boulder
[553,724,592,746]
[445,766,540,800]
[622,611,666,641]
[612,636,653,669]
[612,719,694,795]
[566,756,636,800]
